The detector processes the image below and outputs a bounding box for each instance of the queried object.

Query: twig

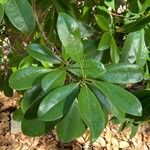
[111,12,131,20]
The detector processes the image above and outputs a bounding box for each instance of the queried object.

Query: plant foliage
[0,0,150,143]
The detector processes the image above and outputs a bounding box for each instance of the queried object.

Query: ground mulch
[0,92,150,150]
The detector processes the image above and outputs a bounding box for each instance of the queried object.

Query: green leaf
[130,123,138,138]
[12,108,24,122]
[90,85,125,122]
[121,31,139,64]
[0,73,13,97]
[78,85,106,143]
[83,39,101,60]
[9,67,50,90]
[98,32,112,51]
[19,55,34,69]
[95,15,110,31]
[0,0,7,4]
[57,13,83,63]
[99,63,144,84]
[117,15,150,33]
[144,26,150,49]
[41,70,66,93]
[69,59,106,79]
[26,44,61,64]
[140,97,150,121]
[52,0,67,13]
[38,83,79,121]
[128,0,139,13]
[78,21,97,38]
[0,4,4,23]
[24,94,45,120]
[5,0,35,33]
[52,0,74,15]
[136,30,149,66]
[104,0,115,10]
[94,81,142,116]
[132,89,150,100]
[21,118,56,136]
[121,30,149,66]
[21,85,42,113]
[56,101,86,143]
[0,72,13,97]
[81,1,94,23]
[110,37,119,63]
[95,7,112,24]
[140,0,150,12]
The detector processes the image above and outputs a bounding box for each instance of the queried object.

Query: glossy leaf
[24,95,45,119]
[9,67,50,90]
[12,108,23,122]
[110,37,119,63]
[21,118,56,136]
[19,55,34,69]
[78,85,106,143]
[94,81,142,116]
[117,15,150,33]
[0,4,4,23]
[41,70,66,92]
[5,0,35,33]
[26,44,61,64]
[90,85,125,122]
[95,7,112,24]
[136,30,149,66]
[38,83,79,121]
[144,26,150,49]
[56,101,86,143]
[99,63,144,84]
[69,59,106,79]
[98,32,112,51]
[57,13,83,63]
[95,15,110,31]
[21,85,42,113]
[121,30,149,66]
[121,31,139,64]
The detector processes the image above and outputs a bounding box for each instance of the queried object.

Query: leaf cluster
[0,0,150,142]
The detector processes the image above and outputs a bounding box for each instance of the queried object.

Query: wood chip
[0,92,150,149]
[76,137,85,144]
[143,144,149,150]
[97,137,106,147]
[112,137,119,149]
[119,141,130,148]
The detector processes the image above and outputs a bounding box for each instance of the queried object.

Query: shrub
[0,0,150,143]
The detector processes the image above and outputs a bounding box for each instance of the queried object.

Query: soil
[0,92,150,150]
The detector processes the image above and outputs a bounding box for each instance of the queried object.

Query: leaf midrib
[94,81,139,114]
[41,84,78,116]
